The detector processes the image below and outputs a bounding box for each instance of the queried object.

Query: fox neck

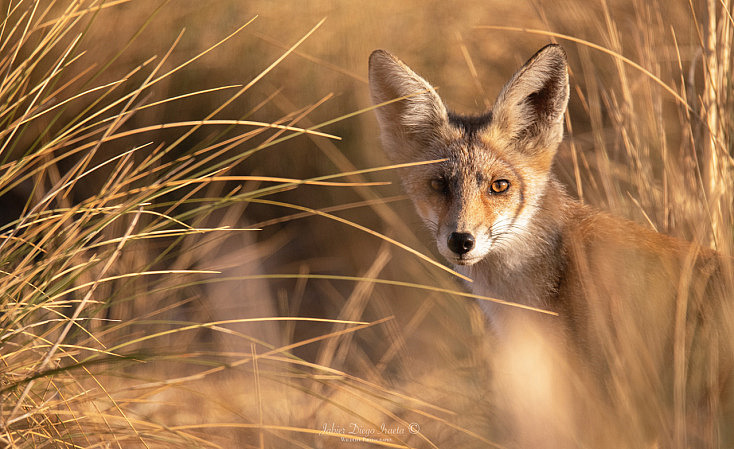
[456,176,569,319]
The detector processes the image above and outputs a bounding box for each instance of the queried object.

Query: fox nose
[447,232,475,255]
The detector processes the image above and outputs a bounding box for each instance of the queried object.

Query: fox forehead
[428,119,517,180]
[448,110,493,137]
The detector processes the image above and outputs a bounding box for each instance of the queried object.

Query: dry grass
[0,0,731,447]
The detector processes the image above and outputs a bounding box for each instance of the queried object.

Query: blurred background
[1,0,731,447]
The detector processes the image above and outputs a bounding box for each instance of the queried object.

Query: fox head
[368,45,569,267]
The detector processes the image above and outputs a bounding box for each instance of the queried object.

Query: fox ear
[368,50,448,162]
[490,44,569,155]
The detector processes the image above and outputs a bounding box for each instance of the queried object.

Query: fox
[368,44,734,448]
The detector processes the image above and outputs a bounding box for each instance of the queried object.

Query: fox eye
[490,179,510,194]
[429,178,447,194]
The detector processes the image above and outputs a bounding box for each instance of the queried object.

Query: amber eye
[490,179,510,194]
[429,178,447,193]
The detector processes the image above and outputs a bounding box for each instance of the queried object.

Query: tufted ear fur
[368,50,449,162]
[490,44,569,155]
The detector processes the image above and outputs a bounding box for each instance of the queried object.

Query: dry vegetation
[0,0,731,448]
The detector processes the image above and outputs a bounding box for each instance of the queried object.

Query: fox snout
[438,221,492,265]
[447,232,475,255]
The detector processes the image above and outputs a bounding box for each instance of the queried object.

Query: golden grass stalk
[0,2,390,447]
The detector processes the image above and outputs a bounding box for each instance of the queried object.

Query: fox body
[369,45,733,447]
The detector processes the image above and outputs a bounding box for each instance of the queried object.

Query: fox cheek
[412,199,439,228]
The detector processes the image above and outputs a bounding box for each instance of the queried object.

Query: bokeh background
[1,0,731,447]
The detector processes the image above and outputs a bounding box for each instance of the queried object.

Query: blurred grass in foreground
[0,0,732,447]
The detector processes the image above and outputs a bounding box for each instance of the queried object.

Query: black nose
[447,232,475,255]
